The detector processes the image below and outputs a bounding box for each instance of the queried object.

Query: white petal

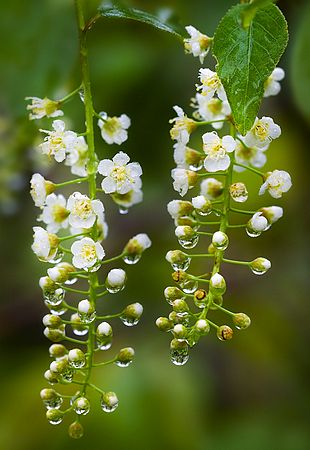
[98,159,114,176]
[101,177,117,193]
[113,151,130,166]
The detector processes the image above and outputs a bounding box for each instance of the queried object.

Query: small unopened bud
[68,421,84,439]
[260,206,283,224]
[167,200,194,219]
[50,357,69,374]
[246,212,269,237]
[96,322,113,350]
[195,319,210,334]
[105,268,126,293]
[123,233,151,264]
[210,273,226,295]
[47,263,75,283]
[175,225,196,240]
[120,303,143,326]
[166,250,191,271]
[44,369,59,384]
[212,231,229,251]
[200,178,223,200]
[78,300,95,323]
[42,314,62,329]
[173,324,187,339]
[229,182,248,203]
[164,286,185,304]
[172,299,189,315]
[171,270,189,284]
[49,344,67,359]
[115,347,135,367]
[174,216,197,227]
[208,243,216,254]
[192,195,212,215]
[101,392,119,413]
[249,257,271,275]
[194,289,208,308]
[217,325,233,341]
[156,317,173,332]
[46,408,64,425]
[73,397,90,416]
[233,313,251,330]
[44,326,65,342]
[68,348,86,368]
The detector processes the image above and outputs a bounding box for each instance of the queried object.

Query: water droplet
[96,337,112,350]
[100,393,119,413]
[60,368,74,383]
[48,302,68,316]
[44,288,65,306]
[180,279,198,294]
[73,397,90,416]
[250,266,268,275]
[189,162,203,171]
[171,256,191,272]
[85,261,101,272]
[122,254,141,265]
[106,285,124,294]
[178,235,199,249]
[65,277,77,285]
[78,311,96,324]
[43,396,63,410]
[170,349,189,366]
[72,326,88,336]
[118,206,128,215]
[49,249,64,264]
[119,316,139,327]
[79,89,85,103]
[246,227,261,238]
[114,360,132,368]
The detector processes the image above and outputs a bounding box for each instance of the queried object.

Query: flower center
[207,142,225,159]
[73,199,92,219]
[81,244,96,261]
[103,117,120,136]
[111,166,128,183]
[52,205,69,223]
[254,122,268,140]
[208,98,222,114]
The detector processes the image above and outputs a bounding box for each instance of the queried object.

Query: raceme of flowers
[28,71,151,437]
[156,25,292,366]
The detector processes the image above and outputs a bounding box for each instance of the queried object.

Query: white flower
[184,25,211,64]
[264,67,285,97]
[260,206,283,224]
[200,178,224,200]
[97,112,131,145]
[167,200,193,219]
[244,117,281,149]
[169,106,196,146]
[234,141,267,172]
[30,173,54,207]
[39,120,77,163]
[31,226,59,262]
[41,194,69,233]
[171,168,197,197]
[173,144,202,169]
[71,237,105,270]
[259,170,292,199]
[107,269,126,287]
[197,69,227,101]
[26,97,63,120]
[248,212,269,232]
[70,203,108,242]
[192,93,230,129]
[65,136,89,177]
[67,192,104,229]
[202,131,236,172]
[98,151,142,195]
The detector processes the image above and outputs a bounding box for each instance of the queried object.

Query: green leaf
[241,0,277,28]
[290,1,310,123]
[98,2,184,39]
[213,3,288,135]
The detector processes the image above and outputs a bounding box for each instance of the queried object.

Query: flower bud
[105,268,126,293]
[229,182,248,203]
[68,421,84,439]
[191,195,212,215]
[217,325,233,341]
[171,270,189,284]
[175,226,198,249]
[68,348,86,368]
[123,233,151,264]
[50,357,69,375]
[210,273,226,295]
[44,326,65,342]
[120,302,143,326]
[194,289,208,308]
[78,300,96,323]
[249,257,271,275]
[42,314,62,329]
[46,408,64,425]
[73,396,90,415]
[115,347,135,367]
[233,313,251,330]
[44,369,59,384]
[169,311,189,325]
[40,276,64,306]
[174,216,197,227]
[46,301,67,315]
[49,344,67,359]
[260,206,283,224]
[166,250,191,271]
[212,231,229,251]
[172,299,190,316]
[195,319,210,334]
[200,178,223,200]
[71,313,88,336]
[96,322,113,350]
[155,317,173,332]
[183,147,203,169]
[173,324,187,340]
[164,286,186,304]
[101,392,119,413]
[246,212,269,237]
[167,200,194,219]
[47,262,75,283]
[40,388,63,409]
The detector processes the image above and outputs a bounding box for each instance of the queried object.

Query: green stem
[59,84,82,104]
[233,162,265,178]
[230,207,255,215]
[101,253,125,265]
[196,119,228,126]
[54,177,89,188]
[59,232,90,242]
[222,258,249,266]
[60,285,90,295]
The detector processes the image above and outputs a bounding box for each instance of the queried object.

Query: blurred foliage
[0,1,309,449]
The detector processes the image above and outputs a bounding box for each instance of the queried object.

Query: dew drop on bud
[178,235,199,249]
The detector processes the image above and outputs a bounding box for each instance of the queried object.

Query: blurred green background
[0,0,309,449]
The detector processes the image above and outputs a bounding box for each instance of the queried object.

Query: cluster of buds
[156,26,291,365]
[28,79,151,436]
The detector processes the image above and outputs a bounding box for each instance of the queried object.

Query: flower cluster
[28,88,151,436]
[157,27,291,365]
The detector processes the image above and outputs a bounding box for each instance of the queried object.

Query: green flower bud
[73,396,90,415]
[42,314,62,329]
[217,325,233,341]
[173,324,187,340]
[46,408,64,425]
[68,421,84,439]
[172,299,190,315]
[191,195,212,215]
[70,313,88,336]
[115,347,135,367]
[249,257,271,275]
[166,250,191,271]
[68,348,86,368]
[101,392,119,413]
[40,388,63,409]
[210,273,226,295]
[44,326,65,342]
[123,234,151,264]
[47,262,75,283]
[155,317,173,332]
[44,369,59,385]
[120,303,143,326]
[174,216,197,227]
[195,319,210,335]
[49,344,68,359]
[96,322,113,350]
[212,231,229,251]
[233,313,251,330]
[50,356,69,374]
[167,200,194,219]
[164,286,186,304]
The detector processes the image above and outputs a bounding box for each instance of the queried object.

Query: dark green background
[0,1,309,449]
